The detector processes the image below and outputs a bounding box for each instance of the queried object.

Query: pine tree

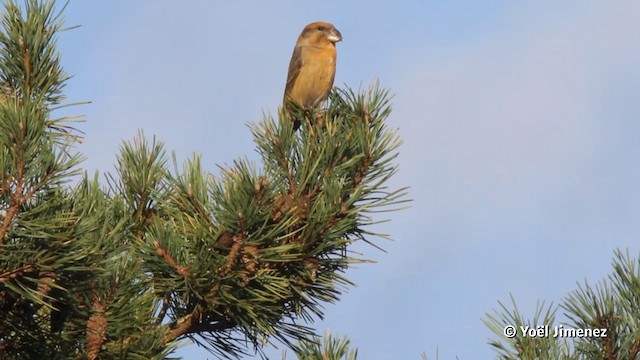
[484,249,640,360]
[287,331,358,360]
[285,250,640,359]
[0,1,408,359]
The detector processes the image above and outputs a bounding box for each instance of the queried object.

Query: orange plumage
[283,21,342,128]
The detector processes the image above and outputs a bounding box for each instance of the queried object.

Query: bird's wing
[284,46,304,100]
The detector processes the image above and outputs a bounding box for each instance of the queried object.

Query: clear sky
[54,1,640,359]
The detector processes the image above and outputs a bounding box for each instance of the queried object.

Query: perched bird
[283,21,342,129]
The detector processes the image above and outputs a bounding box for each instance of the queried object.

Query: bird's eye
[317,26,325,30]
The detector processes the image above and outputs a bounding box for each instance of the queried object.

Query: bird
[283,21,342,129]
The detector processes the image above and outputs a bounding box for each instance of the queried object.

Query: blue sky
[54,1,640,359]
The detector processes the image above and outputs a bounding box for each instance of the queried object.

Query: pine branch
[154,239,190,277]
[0,264,36,282]
[162,219,246,344]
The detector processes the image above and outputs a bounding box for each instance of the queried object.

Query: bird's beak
[327,28,343,43]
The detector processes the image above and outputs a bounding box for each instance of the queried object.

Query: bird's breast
[291,46,337,108]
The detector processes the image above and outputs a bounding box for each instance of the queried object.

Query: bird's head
[298,21,342,46]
